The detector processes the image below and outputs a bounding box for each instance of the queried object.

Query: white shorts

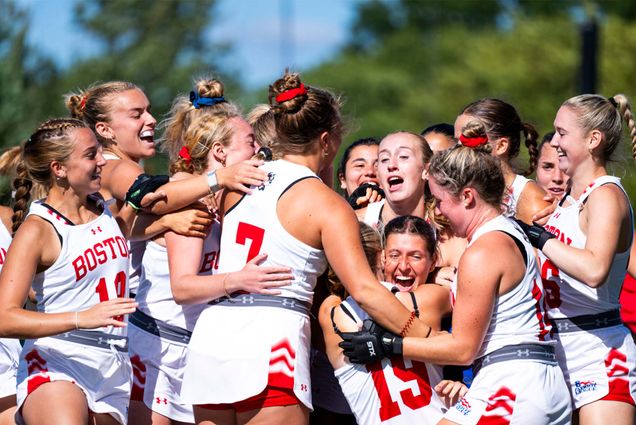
[0,338,21,398]
[128,324,194,422]
[555,324,636,409]
[15,337,131,425]
[444,360,571,425]
[181,305,311,409]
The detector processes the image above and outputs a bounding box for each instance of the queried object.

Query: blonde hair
[12,118,88,234]
[247,104,280,158]
[158,78,241,175]
[562,94,636,163]
[65,81,139,147]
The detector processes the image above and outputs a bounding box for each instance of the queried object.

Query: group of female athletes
[0,71,634,425]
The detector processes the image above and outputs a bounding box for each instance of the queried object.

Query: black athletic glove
[339,320,403,364]
[346,183,385,210]
[514,219,556,250]
[125,173,170,211]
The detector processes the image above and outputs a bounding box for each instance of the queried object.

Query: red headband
[275,83,307,103]
[79,95,88,110]
[179,146,192,166]
[459,134,488,148]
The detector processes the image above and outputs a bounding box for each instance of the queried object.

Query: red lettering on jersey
[0,247,6,265]
[531,280,551,340]
[199,251,218,273]
[541,259,562,309]
[72,237,129,281]
[367,358,432,421]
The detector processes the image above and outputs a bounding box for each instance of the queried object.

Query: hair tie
[608,97,618,108]
[79,95,88,110]
[190,91,225,109]
[459,134,489,148]
[275,83,307,103]
[178,146,192,166]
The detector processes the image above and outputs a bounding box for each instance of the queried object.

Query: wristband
[206,169,222,193]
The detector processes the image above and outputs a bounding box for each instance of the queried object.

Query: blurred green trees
[1,0,636,196]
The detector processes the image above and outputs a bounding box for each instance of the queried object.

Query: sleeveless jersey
[335,288,446,425]
[538,176,632,318]
[217,159,328,303]
[362,200,385,231]
[0,221,21,398]
[135,220,220,331]
[28,200,130,337]
[503,174,529,217]
[452,215,553,358]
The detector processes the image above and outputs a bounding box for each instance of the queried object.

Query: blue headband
[190,90,225,109]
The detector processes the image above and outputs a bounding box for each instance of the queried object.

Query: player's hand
[434,380,469,408]
[78,298,137,329]
[228,253,293,296]
[216,160,268,194]
[162,204,213,238]
[531,195,558,225]
[347,183,385,210]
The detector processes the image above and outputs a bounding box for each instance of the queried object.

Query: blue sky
[20,0,359,88]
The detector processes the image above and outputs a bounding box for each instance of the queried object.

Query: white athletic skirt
[15,337,131,425]
[128,323,194,422]
[181,304,312,409]
[0,338,21,398]
[444,360,571,425]
[555,324,636,409]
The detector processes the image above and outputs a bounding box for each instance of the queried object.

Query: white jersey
[334,293,446,425]
[452,215,553,358]
[503,174,530,217]
[362,200,385,231]
[538,176,631,318]
[0,222,21,398]
[135,221,220,331]
[217,159,328,303]
[27,200,130,337]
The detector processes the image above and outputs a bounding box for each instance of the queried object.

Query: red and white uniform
[0,222,21,399]
[182,160,328,409]
[15,200,131,425]
[334,291,446,425]
[129,222,220,422]
[538,175,636,408]
[445,215,571,424]
[503,174,529,218]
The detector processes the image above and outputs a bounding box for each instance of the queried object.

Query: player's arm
[402,238,501,365]
[0,217,136,338]
[542,185,629,287]
[316,186,429,338]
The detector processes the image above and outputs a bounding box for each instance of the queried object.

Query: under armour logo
[240,295,255,304]
[282,299,296,308]
[91,226,102,235]
[300,384,308,392]
[557,322,570,331]
[517,349,530,357]
[155,397,168,405]
[595,318,608,327]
